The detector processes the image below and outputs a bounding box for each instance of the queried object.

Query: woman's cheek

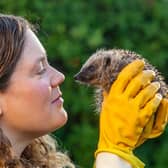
[31,80,51,112]
[37,83,51,101]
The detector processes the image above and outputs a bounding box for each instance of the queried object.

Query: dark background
[0,0,168,167]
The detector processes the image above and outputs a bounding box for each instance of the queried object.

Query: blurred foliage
[0,0,168,167]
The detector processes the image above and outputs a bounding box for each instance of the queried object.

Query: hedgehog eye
[88,65,95,72]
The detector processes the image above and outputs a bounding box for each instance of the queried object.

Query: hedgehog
[74,49,168,112]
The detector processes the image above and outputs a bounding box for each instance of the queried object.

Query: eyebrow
[34,50,48,64]
[31,56,46,71]
[34,56,46,64]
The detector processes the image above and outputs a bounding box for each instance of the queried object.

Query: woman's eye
[37,62,46,74]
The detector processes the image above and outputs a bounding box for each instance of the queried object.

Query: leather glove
[95,60,162,168]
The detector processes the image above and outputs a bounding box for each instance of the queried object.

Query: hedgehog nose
[74,73,80,80]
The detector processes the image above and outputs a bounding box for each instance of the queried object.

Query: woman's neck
[0,126,32,158]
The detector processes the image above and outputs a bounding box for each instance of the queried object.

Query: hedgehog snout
[74,72,86,82]
[74,72,80,81]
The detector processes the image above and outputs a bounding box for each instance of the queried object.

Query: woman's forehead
[24,29,46,55]
[20,29,47,63]
[12,29,47,74]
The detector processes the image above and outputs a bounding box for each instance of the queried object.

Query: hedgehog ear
[103,57,111,68]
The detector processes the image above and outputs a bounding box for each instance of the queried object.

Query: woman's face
[0,29,67,138]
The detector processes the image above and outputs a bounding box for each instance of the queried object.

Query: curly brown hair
[0,14,75,168]
[0,128,75,167]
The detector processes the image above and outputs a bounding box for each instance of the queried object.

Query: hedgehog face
[74,54,112,89]
[74,60,100,86]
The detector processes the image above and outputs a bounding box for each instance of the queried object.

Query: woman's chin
[52,108,68,130]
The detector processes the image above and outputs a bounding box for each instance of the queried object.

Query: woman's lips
[51,95,64,105]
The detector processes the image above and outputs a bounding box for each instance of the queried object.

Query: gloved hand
[136,97,168,147]
[149,98,168,137]
[95,60,162,168]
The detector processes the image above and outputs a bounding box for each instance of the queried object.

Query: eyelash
[38,68,46,75]
[37,62,47,75]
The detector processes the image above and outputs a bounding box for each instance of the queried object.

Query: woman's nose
[50,66,65,88]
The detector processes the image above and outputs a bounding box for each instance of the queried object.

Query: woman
[0,14,74,167]
[0,14,167,168]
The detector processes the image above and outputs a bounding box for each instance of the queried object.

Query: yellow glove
[149,98,168,137]
[95,60,162,168]
[136,97,168,147]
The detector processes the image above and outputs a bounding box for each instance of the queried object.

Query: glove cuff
[95,148,145,168]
